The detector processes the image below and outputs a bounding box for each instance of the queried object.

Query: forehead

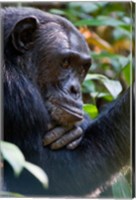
[37,21,90,56]
[68,29,90,55]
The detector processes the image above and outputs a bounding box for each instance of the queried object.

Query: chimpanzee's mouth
[51,100,83,121]
[59,104,83,121]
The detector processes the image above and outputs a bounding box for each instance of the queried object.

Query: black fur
[3,7,131,197]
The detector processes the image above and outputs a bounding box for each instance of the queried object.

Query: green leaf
[0,191,24,197]
[118,56,130,69]
[69,2,100,13]
[91,52,130,73]
[122,63,131,85]
[113,27,131,39]
[1,141,48,187]
[24,161,48,188]
[82,79,96,93]
[91,51,124,60]
[49,9,66,16]
[112,173,132,198]
[91,92,113,101]
[85,74,122,98]
[0,141,25,176]
[75,17,128,28]
[102,78,122,98]
[83,104,98,119]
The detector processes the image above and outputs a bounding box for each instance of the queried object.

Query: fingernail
[66,144,75,150]
[43,138,49,146]
[47,123,52,130]
[50,144,57,150]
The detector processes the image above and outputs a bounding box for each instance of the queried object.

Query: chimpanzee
[3,7,132,197]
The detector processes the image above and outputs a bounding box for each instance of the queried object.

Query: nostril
[69,85,80,99]
[70,85,78,95]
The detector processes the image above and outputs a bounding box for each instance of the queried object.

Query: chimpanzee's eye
[61,59,70,69]
[80,63,90,79]
[82,66,86,73]
[83,62,91,72]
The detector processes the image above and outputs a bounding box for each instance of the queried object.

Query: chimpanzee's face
[36,22,91,126]
[11,14,91,126]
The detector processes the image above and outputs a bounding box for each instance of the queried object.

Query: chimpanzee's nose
[69,82,80,99]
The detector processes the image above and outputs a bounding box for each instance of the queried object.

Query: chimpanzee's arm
[72,88,132,196]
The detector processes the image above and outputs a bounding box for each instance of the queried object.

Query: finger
[47,123,54,130]
[66,136,83,150]
[43,127,69,146]
[47,121,56,130]
[50,127,83,150]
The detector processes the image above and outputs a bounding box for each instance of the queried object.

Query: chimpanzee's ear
[11,16,39,53]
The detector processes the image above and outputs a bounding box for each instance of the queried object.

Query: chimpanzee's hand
[43,126,83,150]
[43,115,91,150]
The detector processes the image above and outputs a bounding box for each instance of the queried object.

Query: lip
[51,100,83,121]
[60,104,83,120]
